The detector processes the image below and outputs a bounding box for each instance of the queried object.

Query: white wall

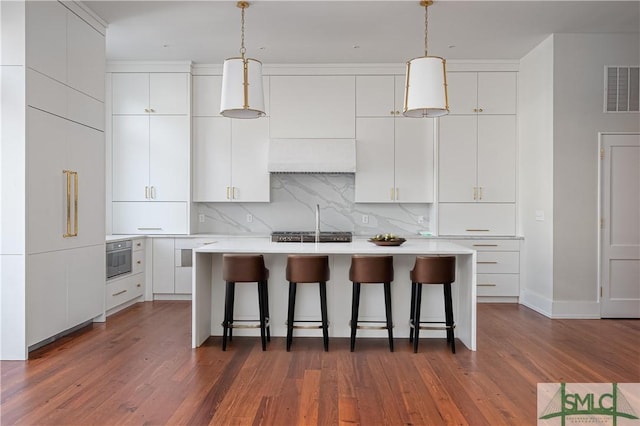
[552,34,639,316]
[518,35,555,316]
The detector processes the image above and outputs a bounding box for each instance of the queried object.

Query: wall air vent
[605,66,639,112]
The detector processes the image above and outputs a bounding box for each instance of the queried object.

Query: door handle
[63,170,78,237]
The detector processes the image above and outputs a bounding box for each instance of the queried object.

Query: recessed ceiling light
[352,45,360,49]
[162,44,170,48]
[448,45,456,49]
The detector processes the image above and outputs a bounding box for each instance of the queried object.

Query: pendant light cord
[424,3,429,57]
[240,3,246,59]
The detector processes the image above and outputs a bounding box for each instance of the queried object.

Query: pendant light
[220,1,265,119]
[403,0,449,118]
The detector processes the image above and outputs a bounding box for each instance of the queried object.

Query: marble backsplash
[195,174,433,236]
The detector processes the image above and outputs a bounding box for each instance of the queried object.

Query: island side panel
[192,251,213,347]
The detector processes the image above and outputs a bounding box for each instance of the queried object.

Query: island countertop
[192,237,477,350]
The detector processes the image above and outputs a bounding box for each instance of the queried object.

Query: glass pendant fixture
[220,1,265,119]
[403,0,449,118]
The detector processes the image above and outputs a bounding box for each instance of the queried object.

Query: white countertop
[193,236,475,255]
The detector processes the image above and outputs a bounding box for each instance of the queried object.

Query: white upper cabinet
[270,75,355,139]
[355,75,434,203]
[192,116,270,202]
[447,72,516,115]
[26,1,105,102]
[66,12,105,101]
[112,73,189,115]
[26,1,67,83]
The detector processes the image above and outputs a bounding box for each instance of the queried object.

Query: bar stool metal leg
[350,282,361,352]
[257,280,267,351]
[286,281,297,352]
[320,281,329,352]
[409,281,417,343]
[413,282,423,354]
[444,282,456,354]
[262,280,271,341]
[228,282,235,341]
[222,281,234,351]
[384,281,394,352]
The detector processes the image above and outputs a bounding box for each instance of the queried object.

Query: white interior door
[600,133,640,318]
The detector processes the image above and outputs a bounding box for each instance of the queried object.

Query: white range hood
[268,139,356,173]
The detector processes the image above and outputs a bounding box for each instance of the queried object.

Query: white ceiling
[86,1,640,64]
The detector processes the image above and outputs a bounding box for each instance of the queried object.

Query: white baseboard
[551,300,600,319]
[519,289,553,318]
[153,294,192,301]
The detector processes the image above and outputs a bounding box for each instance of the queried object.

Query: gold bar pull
[473,187,477,201]
[63,170,78,237]
[390,188,394,201]
[477,261,498,264]
[226,186,231,200]
[466,229,490,232]
[232,186,237,200]
[478,284,497,287]
[112,289,127,297]
[395,188,399,201]
[473,244,498,247]
[479,186,483,200]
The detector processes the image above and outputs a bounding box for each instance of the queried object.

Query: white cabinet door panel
[26,69,67,119]
[270,76,355,139]
[26,108,66,254]
[477,251,520,274]
[112,202,188,234]
[192,117,231,202]
[394,118,434,203]
[67,88,104,131]
[192,75,222,117]
[477,72,516,115]
[477,115,516,202]
[453,239,520,251]
[355,118,395,203]
[438,116,477,202]
[26,251,67,346]
[438,203,516,236]
[152,238,175,293]
[477,274,519,297]
[66,12,105,101]
[112,115,149,201]
[67,244,104,326]
[25,1,66,83]
[445,73,477,115]
[149,115,189,201]
[356,75,394,117]
[231,118,270,202]
[149,73,189,115]
[112,73,149,115]
[106,274,144,311]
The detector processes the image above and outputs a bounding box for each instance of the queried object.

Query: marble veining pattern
[196,174,433,236]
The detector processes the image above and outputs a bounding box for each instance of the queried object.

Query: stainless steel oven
[106,240,132,279]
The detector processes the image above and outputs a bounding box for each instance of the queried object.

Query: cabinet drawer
[438,203,516,236]
[453,239,520,251]
[112,202,188,234]
[477,274,519,296]
[133,238,145,251]
[477,251,519,274]
[106,274,144,310]
[132,250,144,275]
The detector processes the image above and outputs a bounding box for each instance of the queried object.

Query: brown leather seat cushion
[410,256,455,284]
[286,255,330,283]
[222,254,269,282]
[349,255,394,283]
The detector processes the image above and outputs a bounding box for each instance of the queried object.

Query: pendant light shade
[403,1,449,118]
[220,1,265,119]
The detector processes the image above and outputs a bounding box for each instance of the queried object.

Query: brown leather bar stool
[222,254,270,351]
[409,256,456,354]
[349,255,394,352]
[286,255,330,352]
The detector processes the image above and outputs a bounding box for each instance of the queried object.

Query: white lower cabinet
[450,239,521,300]
[27,244,104,347]
[105,237,145,315]
[151,237,217,297]
[438,203,516,236]
[112,202,188,234]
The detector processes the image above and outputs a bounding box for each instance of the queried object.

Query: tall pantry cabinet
[1,1,106,359]
[108,67,192,234]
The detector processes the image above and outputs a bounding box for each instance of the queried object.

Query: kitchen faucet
[315,204,320,243]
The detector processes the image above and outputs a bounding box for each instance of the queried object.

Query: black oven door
[106,241,132,279]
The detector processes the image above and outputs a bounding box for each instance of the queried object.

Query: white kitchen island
[192,237,477,350]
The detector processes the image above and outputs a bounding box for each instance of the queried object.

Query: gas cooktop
[271,231,352,243]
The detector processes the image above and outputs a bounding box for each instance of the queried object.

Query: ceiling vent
[605,66,639,112]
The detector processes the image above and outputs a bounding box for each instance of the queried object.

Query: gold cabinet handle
[150,186,156,199]
[226,186,231,200]
[145,186,149,199]
[112,289,127,296]
[473,244,498,247]
[137,227,162,231]
[466,229,490,232]
[478,108,484,112]
[136,283,141,288]
[144,108,149,113]
[390,110,395,116]
[395,188,399,200]
[136,242,142,247]
[395,110,400,115]
[136,260,142,264]
[478,261,498,264]
[473,108,478,113]
[232,187,237,200]
[150,108,155,113]
[63,170,78,238]
[479,187,483,200]
[473,187,477,201]
[390,188,394,201]
[478,284,497,287]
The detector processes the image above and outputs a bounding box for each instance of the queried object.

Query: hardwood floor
[1,302,638,425]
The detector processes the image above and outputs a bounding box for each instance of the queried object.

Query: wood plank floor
[1,302,638,425]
